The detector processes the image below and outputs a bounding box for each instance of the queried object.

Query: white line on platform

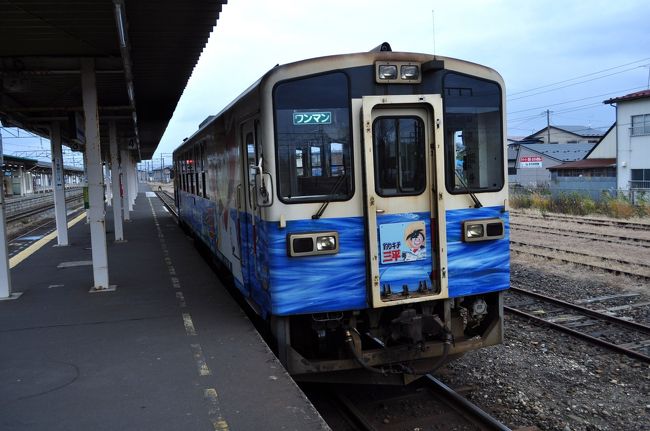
[204,388,230,431]
[182,312,197,336]
[57,260,93,268]
[190,343,212,376]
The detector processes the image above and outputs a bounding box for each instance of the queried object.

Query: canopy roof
[0,0,227,159]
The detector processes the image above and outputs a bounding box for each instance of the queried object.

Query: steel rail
[511,210,650,231]
[511,221,650,246]
[155,190,178,218]
[333,392,378,431]
[510,240,650,271]
[505,306,650,363]
[511,223,650,249]
[510,247,650,282]
[6,193,84,223]
[424,375,511,431]
[510,287,650,334]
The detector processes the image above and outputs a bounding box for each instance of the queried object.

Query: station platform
[0,184,329,431]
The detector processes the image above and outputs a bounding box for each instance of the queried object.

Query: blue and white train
[173,43,509,383]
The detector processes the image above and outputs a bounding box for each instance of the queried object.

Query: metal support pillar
[17,166,25,196]
[104,163,112,204]
[128,155,136,209]
[81,58,112,292]
[0,133,18,300]
[109,122,124,241]
[50,122,69,246]
[120,148,131,221]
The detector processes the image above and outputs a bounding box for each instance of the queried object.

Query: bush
[508,187,648,219]
[550,192,596,216]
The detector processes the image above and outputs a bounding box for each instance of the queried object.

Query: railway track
[154,190,178,218]
[510,221,650,247]
[505,287,650,363]
[6,192,84,223]
[510,241,650,281]
[511,222,650,249]
[510,210,650,231]
[320,376,510,431]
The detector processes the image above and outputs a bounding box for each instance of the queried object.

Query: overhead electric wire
[509,65,648,101]
[507,85,646,115]
[507,57,650,97]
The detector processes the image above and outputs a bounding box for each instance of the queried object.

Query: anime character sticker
[379,221,427,264]
[402,222,426,261]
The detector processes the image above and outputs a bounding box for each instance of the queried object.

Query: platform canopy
[0,0,227,159]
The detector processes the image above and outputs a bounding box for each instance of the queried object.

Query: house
[546,124,617,199]
[524,125,604,144]
[508,142,595,186]
[603,90,650,195]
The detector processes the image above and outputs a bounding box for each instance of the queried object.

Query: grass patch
[510,188,648,219]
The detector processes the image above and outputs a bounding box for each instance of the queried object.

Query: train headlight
[462,218,505,242]
[465,224,484,239]
[378,65,398,80]
[287,231,339,256]
[375,61,422,84]
[400,65,420,80]
[316,235,337,251]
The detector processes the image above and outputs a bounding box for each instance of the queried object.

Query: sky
[2,0,649,167]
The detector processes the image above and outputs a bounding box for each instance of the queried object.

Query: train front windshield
[273,72,353,203]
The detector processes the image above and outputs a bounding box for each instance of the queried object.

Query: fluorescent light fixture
[114,2,127,48]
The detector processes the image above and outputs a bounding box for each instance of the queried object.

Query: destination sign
[293,111,332,125]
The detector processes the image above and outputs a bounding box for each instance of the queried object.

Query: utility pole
[546,109,552,144]
[160,153,164,182]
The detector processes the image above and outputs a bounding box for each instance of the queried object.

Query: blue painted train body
[174,47,509,382]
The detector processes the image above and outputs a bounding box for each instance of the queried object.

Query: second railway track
[315,375,510,431]
[505,287,650,363]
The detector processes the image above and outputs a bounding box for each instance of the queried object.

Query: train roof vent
[198,115,215,129]
[369,42,392,52]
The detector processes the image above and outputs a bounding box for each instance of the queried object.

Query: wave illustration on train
[172,43,510,384]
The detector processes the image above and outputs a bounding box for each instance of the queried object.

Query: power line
[507,57,650,97]
[507,85,646,115]
[508,65,649,101]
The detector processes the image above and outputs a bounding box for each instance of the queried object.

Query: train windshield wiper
[312,173,347,219]
[454,170,483,208]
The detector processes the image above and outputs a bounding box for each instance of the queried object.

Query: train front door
[361,95,448,307]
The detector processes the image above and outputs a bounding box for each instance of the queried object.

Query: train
[172,43,509,384]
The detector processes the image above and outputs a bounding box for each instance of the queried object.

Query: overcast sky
[2,0,649,165]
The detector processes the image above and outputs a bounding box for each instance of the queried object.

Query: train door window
[246,132,256,186]
[295,149,305,176]
[202,172,206,198]
[310,146,322,176]
[181,164,185,192]
[443,73,504,193]
[273,71,353,202]
[372,116,426,196]
[330,143,345,175]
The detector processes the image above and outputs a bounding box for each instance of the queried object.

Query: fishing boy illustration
[402,222,426,261]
